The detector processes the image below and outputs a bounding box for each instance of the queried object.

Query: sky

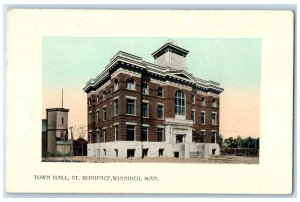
[42,37,261,138]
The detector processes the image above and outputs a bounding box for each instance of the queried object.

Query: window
[142,102,149,117]
[97,130,100,143]
[142,83,149,95]
[158,105,164,119]
[127,125,135,141]
[115,149,118,157]
[103,149,106,156]
[191,110,195,123]
[126,98,136,115]
[212,99,218,108]
[201,111,206,125]
[114,79,119,91]
[201,97,206,106]
[88,99,92,107]
[88,112,92,124]
[96,110,99,123]
[200,130,205,143]
[142,149,148,158]
[103,90,106,100]
[62,117,64,125]
[159,149,164,157]
[192,94,195,104]
[175,90,185,115]
[103,107,107,121]
[158,128,164,142]
[114,99,118,115]
[176,135,184,143]
[115,125,119,141]
[103,129,106,142]
[126,78,136,90]
[97,96,99,104]
[158,87,164,97]
[212,112,217,125]
[211,131,217,143]
[142,126,148,141]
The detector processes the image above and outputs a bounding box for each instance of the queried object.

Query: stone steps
[189,152,202,158]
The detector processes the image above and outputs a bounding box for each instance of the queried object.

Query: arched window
[142,83,149,95]
[175,90,185,115]
[201,97,206,106]
[212,99,218,108]
[126,78,136,90]
[158,87,164,97]
[114,79,119,91]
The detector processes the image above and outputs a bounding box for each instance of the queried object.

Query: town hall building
[83,40,224,159]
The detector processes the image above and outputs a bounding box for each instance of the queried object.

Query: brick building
[83,40,223,158]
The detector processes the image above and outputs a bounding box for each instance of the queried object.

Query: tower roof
[151,40,189,59]
[46,108,69,112]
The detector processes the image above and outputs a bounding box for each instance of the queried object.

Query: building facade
[45,108,71,154]
[83,40,224,159]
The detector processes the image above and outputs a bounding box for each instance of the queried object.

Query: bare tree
[76,125,87,139]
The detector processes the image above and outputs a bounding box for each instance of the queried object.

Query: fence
[221,148,259,157]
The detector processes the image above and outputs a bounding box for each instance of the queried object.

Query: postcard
[6,9,294,194]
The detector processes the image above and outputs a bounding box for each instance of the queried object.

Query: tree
[243,136,256,148]
[76,125,87,139]
[224,137,237,148]
[218,134,224,148]
[236,135,244,148]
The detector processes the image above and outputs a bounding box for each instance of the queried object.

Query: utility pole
[69,126,74,160]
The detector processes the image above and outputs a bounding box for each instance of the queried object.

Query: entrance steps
[189,152,202,158]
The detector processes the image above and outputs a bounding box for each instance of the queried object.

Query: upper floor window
[88,99,92,107]
[126,125,135,141]
[88,112,92,124]
[115,125,119,141]
[114,79,119,91]
[212,112,217,125]
[62,117,64,125]
[191,110,195,123]
[103,129,107,142]
[114,98,118,115]
[201,97,206,107]
[96,96,99,104]
[142,102,149,118]
[126,78,136,90]
[103,107,107,121]
[142,126,148,142]
[211,131,217,144]
[142,83,149,95]
[201,111,206,125]
[200,130,206,143]
[126,98,136,115]
[192,94,196,104]
[175,90,185,115]
[158,128,164,142]
[96,110,100,123]
[212,99,218,108]
[158,87,164,97]
[158,104,164,119]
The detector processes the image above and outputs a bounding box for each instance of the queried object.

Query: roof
[83,50,224,94]
[46,108,70,112]
[151,41,189,59]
